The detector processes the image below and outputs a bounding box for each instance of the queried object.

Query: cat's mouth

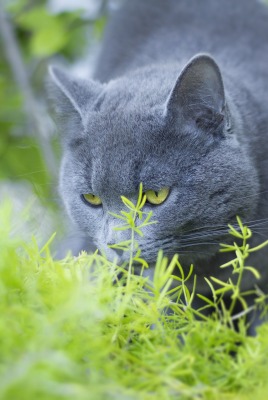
[99,246,129,265]
[97,221,235,271]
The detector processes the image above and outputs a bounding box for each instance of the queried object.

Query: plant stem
[0,5,58,180]
[229,236,247,317]
[127,209,137,286]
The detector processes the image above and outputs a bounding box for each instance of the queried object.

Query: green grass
[1,194,268,400]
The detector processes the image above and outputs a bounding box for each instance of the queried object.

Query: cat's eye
[82,193,102,206]
[145,187,170,205]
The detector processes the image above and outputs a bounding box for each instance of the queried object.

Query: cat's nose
[106,243,124,259]
[110,247,124,258]
[101,245,125,264]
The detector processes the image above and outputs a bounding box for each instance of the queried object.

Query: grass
[1,191,268,400]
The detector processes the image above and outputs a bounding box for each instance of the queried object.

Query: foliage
[0,0,105,203]
[109,183,157,281]
[1,197,268,400]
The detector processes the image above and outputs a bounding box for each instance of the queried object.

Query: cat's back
[95,0,268,83]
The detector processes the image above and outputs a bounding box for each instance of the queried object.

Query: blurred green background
[0,0,110,239]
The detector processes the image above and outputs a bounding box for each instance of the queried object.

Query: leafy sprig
[196,216,268,329]
[109,183,157,283]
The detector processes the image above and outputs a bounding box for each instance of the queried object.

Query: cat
[49,0,268,296]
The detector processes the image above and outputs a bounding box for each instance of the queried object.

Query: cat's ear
[48,66,102,123]
[165,54,226,132]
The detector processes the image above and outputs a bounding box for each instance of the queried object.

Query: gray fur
[49,0,268,294]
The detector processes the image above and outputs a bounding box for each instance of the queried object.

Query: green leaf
[39,232,57,254]
[113,225,131,232]
[31,21,69,56]
[133,257,148,268]
[17,7,53,31]
[244,266,261,279]
[136,182,144,208]
[109,212,126,221]
[197,294,215,307]
[210,276,234,287]
[121,196,136,210]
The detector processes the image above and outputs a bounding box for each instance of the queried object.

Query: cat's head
[49,54,259,266]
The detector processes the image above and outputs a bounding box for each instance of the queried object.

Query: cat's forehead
[88,144,178,198]
[91,67,174,114]
[85,107,164,147]
[83,111,165,194]
[84,103,204,155]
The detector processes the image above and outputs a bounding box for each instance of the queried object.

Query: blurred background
[0,0,121,245]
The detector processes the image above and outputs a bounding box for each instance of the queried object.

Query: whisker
[181,229,228,242]
[179,241,220,249]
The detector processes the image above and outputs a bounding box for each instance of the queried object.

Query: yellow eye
[145,187,170,205]
[82,193,102,206]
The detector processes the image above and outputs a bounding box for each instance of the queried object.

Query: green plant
[1,197,268,400]
[197,216,268,330]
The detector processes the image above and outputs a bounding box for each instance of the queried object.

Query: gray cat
[49,0,268,294]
